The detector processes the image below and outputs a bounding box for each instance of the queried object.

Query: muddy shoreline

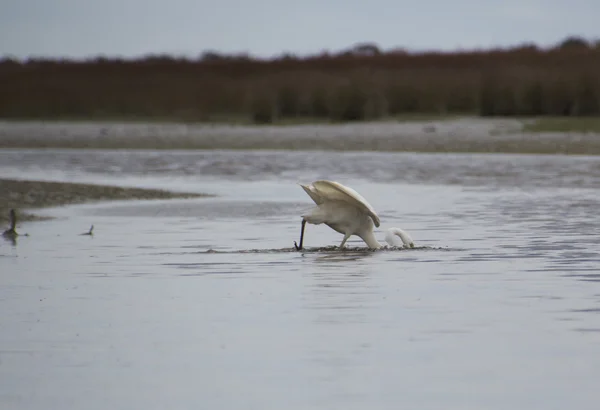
[0,178,209,225]
[2,118,600,155]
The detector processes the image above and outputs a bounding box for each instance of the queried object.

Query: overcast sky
[1,0,598,59]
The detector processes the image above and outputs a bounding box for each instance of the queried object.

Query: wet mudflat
[2,117,600,154]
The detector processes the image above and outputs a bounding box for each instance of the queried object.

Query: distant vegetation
[523,116,600,133]
[1,36,599,124]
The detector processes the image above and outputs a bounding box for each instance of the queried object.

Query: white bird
[294,180,414,250]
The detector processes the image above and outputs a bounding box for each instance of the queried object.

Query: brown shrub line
[1,41,599,123]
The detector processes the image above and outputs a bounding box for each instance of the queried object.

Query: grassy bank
[522,117,600,133]
[0,178,210,226]
[1,38,599,123]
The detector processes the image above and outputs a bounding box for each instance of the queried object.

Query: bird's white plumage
[296,180,414,249]
[304,180,381,228]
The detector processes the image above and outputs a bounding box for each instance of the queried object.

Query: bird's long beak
[294,219,306,251]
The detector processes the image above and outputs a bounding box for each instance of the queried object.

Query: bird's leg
[339,233,351,249]
[294,219,306,251]
[9,209,16,231]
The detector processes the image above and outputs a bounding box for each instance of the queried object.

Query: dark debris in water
[202,245,448,254]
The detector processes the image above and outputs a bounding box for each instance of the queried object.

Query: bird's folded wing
[299,183,324,204]
[311,180,381,227]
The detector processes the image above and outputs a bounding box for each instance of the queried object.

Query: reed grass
[1,39,599,123]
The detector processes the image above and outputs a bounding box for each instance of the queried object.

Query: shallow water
[1,149,600,409]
